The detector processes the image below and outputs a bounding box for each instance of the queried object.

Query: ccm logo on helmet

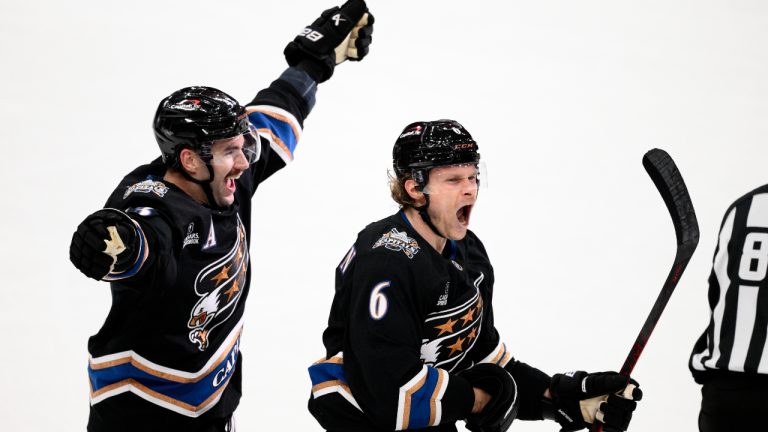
[454,143,475,149]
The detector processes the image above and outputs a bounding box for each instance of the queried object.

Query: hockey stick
[591,148,699,432]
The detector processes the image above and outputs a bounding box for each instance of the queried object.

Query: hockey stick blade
[591,149,699,432]
[642,149,700,249]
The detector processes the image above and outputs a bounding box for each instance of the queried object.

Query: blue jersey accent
[89,335,240,409]
[406,367,442,429]
[495,344,508,366]
[248,111,298,158]
[399,209,410,227]
[309,361,348,387]
[448,240,457,260]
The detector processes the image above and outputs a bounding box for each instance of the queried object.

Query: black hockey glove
[458,363,520,432]
[284,0,374,83]
[70,209,140,281]
[544,371,642,432]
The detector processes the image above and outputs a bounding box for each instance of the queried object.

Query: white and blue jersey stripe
[480,342,513,368]
[308,353,362,411]
[89,320,243,417]
[395,365,449,430]
[247,105,302,165]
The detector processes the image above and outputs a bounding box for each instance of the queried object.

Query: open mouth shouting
[457,204,473,227]
[225,176,237,194]
[213,172,243,207]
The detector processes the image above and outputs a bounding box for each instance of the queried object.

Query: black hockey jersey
[690,184,768,382]
[308,211,550,431]
[86,71,311,428]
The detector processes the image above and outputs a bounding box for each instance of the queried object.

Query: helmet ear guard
[412,170,427,192]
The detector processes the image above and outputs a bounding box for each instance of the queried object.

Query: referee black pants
[698,375,766,432]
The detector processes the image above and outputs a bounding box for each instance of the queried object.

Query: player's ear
[179,148,203,176]
[404,179,425,205]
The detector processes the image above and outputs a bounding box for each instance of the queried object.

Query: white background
[1,0,767,430]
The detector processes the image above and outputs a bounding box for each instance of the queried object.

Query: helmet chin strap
[410,170,448,240]
[180,162,223,210]
[414,192,449,240]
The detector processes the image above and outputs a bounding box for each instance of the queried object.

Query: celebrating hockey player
[68,1,373,431]
[307,120,643,432]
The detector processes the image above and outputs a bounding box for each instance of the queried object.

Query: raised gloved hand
[545,371,642,432]
[70,209,140,281]
[459,363,520,432]
[284,0,374,83]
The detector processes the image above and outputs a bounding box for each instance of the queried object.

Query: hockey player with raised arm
[68,2,373,430]
[308,120,643,432]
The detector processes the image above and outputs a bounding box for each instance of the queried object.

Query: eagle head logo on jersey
[188,217,249,351]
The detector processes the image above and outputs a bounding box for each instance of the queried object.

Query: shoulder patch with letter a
[373,228,420,259]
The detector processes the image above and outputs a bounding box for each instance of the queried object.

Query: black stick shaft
[619,245,696,376]
[591,149,698,432]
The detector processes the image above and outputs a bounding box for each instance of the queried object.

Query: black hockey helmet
[153,86,252,167]
[392,119,480,183]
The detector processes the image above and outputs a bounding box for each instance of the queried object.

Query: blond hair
[388,171,417,208]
